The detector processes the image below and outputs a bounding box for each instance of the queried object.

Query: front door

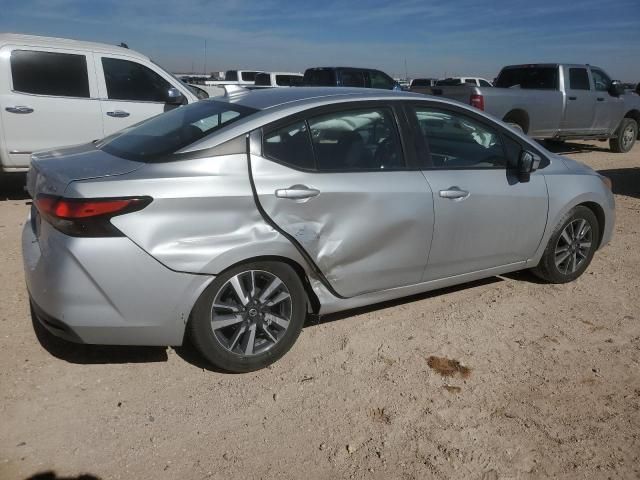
[0,47,103,169]
[95,55,177,136]
[250,104,434,298]
[560,66,596,135]
[407,104,548,281]
[590,67,626,133]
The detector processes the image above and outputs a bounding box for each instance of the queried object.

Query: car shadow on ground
[539,139,611,154]
[31,314,168,364]
[25,472,101,480]
[597,167,640,199]
[0,172,30,200]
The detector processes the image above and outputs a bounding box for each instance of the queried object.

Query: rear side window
[341,70,366,88]
[241,71,258,82]
[495,67,558,90]
[412,107,506,168]
[303,69,336,86]
[11,50,90,98]
[275,75,303,87]
[99,100,257,161]
[569,68,590,90]
[368,71,394,89]
[309,108,404,171]
[263,121,315,169]
[254,73,272,86]
[102,58,172,102]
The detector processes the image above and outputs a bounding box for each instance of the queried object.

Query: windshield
[495,67,558,90]
[98,100,258,161]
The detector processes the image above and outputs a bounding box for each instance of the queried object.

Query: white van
[0,33,199,172]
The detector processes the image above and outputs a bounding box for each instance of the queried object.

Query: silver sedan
[23,88,615,372]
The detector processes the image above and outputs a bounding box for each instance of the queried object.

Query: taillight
[470,94,484,110]
[35,194,152,237]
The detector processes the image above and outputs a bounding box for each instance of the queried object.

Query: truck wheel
[506,122,524,134]
[609,118,637,153]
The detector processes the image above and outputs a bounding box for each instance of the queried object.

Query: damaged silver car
[23,87,615,372]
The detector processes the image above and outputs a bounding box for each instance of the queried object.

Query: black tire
[532,206,600,283]
[506,122,525,134]
[609,118,637,153]
[189,261,306,372]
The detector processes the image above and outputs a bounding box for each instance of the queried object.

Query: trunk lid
[27,143,145,198]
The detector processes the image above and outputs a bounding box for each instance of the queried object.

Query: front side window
[341,70,366,88]
[11,50,90,98]
[591,69,611,92]
[569,68,590,90]
[368,71,394,89]
[102,58,172,102]
[263,121,315,169]
[99,100,257,161]
[308,108,404,170]
[412,107,506,168]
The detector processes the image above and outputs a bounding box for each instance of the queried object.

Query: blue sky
[2,0,640,81]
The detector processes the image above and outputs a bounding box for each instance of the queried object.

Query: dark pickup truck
[430,64,640,153]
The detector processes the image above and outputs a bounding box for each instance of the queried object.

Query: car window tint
[303,69,335,86]
[591,69,611,92]
[495,67,558,90]
[263,121,315,170]
[276,75,303,87]
[341,70,366,88]
[369,71,394,89]
[241,71,258,82]
[479,79,492,87]
[11,50,90,98]
[413,107,506,168]
[254,73,271,86]
[569,68,590,90]
[102,57,172,102]
[225,71,239,81]
[308,108,404,171]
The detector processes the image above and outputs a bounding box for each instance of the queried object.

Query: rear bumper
[22,211,214,346]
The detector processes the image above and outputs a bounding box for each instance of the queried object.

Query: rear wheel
[609,118,637,153]
[532,206,599,283]
[189,261,306,372]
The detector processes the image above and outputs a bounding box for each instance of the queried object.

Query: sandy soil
[1,141,639,480]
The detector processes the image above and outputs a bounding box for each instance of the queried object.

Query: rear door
[407,102,548,280]
[560,66,596,134]
[0,46,102,169]
[96,54,180,136]
[250,102,434,298]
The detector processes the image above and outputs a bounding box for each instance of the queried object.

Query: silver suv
[23,88,615,372]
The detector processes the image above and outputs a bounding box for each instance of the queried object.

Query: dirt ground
[1,140,639,480]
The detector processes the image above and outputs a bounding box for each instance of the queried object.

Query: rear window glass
[495,67,558,90]
[411,79,431,87]
[435,78,463,86]
[98,100,257,161]
[11,50,90,98]
[303,69,336,86]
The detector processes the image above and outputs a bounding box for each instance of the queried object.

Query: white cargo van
[0,34,199,172]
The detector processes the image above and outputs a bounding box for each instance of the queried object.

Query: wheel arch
[578,201,606,249]
[503,109,530,134]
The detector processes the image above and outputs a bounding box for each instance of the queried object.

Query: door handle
[5,106,34,114]
[568,96,577,101]
[275,185,320,200]
[597,97,605,102]
[439,186,470,200]
[106,110,130,118]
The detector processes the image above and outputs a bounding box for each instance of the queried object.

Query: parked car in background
[303,67,400,90]
[0,33,199,173]
[254,72,304,87]
[409,78,439,94]
[436,77,493,87]
[24,87,614,372]
[205,70,260,86]
[431,64,640,153]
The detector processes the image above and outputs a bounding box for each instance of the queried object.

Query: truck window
[254,73,272,86]
[368,71,394,89]
[102,58,172,102]
[303,69,336,86]
[276,75,303,87]
[241,71,258,82]
[479,79,492,87]
[591,69,611,92]
[569,68,590,90]
[495,67,558,90]
[225,71,239,81]
[11,50,90,98]
[341,70,366,88]
[435,78,463,86]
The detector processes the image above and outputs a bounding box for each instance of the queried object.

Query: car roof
[0,33,150,60]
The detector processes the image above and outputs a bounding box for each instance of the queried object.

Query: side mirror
[518,150,541,181]
[608,80,625,97]
[166,87,186,105]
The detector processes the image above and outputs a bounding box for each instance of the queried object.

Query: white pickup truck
[0,33,199,173]
[431,64,640,153]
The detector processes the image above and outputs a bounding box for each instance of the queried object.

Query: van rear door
[0,46,103,170]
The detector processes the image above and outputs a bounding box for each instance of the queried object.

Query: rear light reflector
[35,194,152,237]
[470,94,484,110]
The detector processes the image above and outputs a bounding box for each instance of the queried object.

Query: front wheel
[189,261,307,372]
[532,206,600,283]
[609,118,637,153]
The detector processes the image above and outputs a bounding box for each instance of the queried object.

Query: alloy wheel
[210,270,292,356]
[554,218,593,274]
